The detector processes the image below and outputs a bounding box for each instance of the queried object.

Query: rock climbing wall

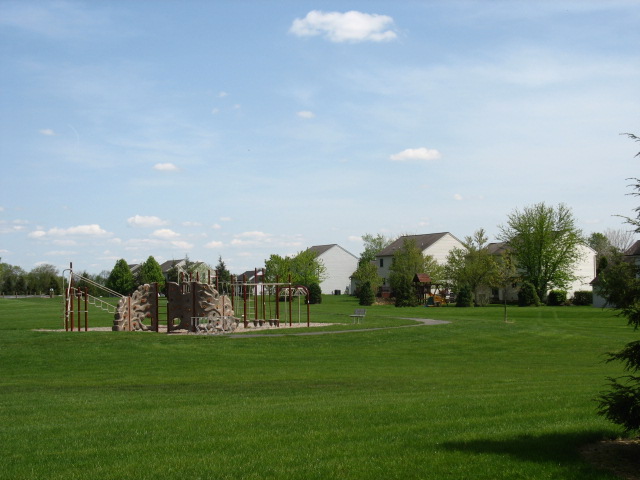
[112,283,158,331]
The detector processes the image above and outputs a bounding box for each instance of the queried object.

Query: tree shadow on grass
[442,430,621,479]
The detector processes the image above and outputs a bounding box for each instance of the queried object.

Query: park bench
[349,308,366,324]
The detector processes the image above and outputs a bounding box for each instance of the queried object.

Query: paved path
[227,318,450,338]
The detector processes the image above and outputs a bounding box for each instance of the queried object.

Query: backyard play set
[62,263,311,334]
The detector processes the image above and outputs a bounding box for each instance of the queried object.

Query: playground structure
[62,264,311,334]
[413,273,449,307]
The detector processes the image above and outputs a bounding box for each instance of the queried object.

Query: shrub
[308,283,322,304]
[547,290,567,306]
[357,281,375,306]
[455,285,473,307]
[518,281,540,307]
[572,290,593,306]
[393,276,420,307]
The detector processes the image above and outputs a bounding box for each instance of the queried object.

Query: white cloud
[0,248,9,254]
[152,229,180,239]
[290,10,397,43]
[27,224,111,238]
[453,194,463,201]
[153,162,179,171]
[218,91,228,98]
[297,110,315,119]
[211,223,222,230]
[390,147,442,162]
[347,235,362,242]
[171,240,193,250]
[182,221,202,227]
[204,240,223,249]
[39,128,55,136]
[220,217,232,222]
[127,215,168,228]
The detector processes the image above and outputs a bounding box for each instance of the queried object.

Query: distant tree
[596,132,640,433]
[389,238,443,307]
[28,264,60,295]
[499,202,583,301]
[359,233,394,264]
[352,261,382,298]
[493,251,519,322]
[291,249,327,287]
[518,281,541,307]
[264,254,292,283]
[605,227,635,253]
[357,281,375,306]
[351,233,393,297]
[308,282,322,304]
[445,228,497,306]
[106,259,135,295]
[2,264,26,295]
[138,256,165,290]
[455,285,473,307]
[588,232,614,274]
[215,255,231,285]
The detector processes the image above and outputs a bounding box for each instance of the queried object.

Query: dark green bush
[357,281,375,306]
[518,282,540,307]
[572,290,593,306]
[547,290,567,306]
[308,283,322,304]
[455,285,473,307]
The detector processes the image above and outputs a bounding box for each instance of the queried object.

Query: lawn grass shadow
[442,430,620,479]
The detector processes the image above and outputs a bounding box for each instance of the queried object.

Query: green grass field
[0,295,635,479]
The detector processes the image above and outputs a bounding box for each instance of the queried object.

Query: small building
[592,240,640,308]
[306,244,358,294]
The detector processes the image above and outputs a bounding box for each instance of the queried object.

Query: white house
[375,232,464,286]
[307,244,358,294]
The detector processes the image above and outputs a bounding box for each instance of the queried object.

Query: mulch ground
[580,437,640,480]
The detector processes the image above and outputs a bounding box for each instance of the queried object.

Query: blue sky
[1,1,639,275]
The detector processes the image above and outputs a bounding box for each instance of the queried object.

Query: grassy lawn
[0,295,635,479]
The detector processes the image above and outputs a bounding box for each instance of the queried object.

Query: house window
[379,258,384,268]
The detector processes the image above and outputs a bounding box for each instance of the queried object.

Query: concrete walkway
[227,318,450,338]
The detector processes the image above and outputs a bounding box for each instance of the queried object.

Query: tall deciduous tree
[106,259,135,295]
[596,132,640,433]
[138,256,165,290]
[291,249,327,287]
[445,228,497,306]
[264,254,292,283]
[498,202,583,301]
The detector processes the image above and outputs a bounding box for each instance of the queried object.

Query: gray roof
[625,240,640,256]
[377,233,451,257]
[307,244,358,259]
[307,244,336,256]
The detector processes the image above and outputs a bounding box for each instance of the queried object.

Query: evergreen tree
[138,256,165,290]
[358,281,375,306]
[596,133,640,433]
[215,255,231,285]
[106,259,135,295]
[308,282,322,304]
